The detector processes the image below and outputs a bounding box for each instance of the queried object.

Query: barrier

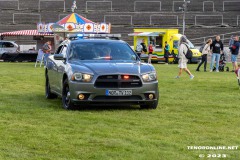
[86,1,112,12]
[39,0,65,12]
[134,1,161,12]
[203,1,215,12]
[13,13,41,24]
[0,0,19,10]
[195,15,223,25]
[104,15,133,25]
[150,15,178,25]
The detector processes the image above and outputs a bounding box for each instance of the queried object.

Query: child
[148,42,153,64]
[235,64,240,77]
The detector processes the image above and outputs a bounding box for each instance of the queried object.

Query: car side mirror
[54,54,65,61]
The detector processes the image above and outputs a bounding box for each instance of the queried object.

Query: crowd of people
[136,35,240,80]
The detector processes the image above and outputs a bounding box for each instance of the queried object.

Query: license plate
[106,90,132,96]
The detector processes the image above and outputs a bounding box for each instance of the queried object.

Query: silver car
[45,36,159,110]
[0,41,19,58]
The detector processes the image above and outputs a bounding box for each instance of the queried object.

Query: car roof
[70,39,126,44]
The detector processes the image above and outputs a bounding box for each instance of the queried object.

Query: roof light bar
[67,33,121,40]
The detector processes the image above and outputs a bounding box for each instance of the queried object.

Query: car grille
[94,75,142,88]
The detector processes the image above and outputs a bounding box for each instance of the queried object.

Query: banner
[38,23,111,33]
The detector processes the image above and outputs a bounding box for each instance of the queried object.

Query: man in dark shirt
[230,36,240,71]
[210,35,224,72]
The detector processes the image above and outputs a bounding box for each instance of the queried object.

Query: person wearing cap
[175,36,194,79]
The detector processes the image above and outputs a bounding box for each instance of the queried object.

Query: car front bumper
[69,81,159,105]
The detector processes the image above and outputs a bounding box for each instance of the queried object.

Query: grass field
[0,62,239,160]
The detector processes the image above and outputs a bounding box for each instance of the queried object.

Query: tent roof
[0,30,53,37]
[57,13,93,25]
[128,32,165,37]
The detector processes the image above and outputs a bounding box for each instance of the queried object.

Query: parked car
[0,41,19,58]
[45,34,159,110]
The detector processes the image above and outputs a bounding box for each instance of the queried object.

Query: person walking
[148,42,153,64]
[175,36,194,79]
[210,35,224,72]
[230,35,240,72]
[164,41,170,64]
[140,39,147,54]
[42,41,52,66]
[196,39,212,72]
[135,42,143,58]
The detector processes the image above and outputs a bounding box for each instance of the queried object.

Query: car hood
[71,61,153,75]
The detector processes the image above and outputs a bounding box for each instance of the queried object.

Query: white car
[0,41,19,58]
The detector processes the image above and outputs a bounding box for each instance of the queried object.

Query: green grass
[0,62,239,160]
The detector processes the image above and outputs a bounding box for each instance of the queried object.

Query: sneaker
[210,70,212,72]
[196,69,200,72]
[165,63,168,65]
[216,70,219,72]
[204,70,207,72]
[175,76,180,79]
[190,75,194,80]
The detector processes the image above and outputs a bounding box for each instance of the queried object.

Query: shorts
[178,59,187,68]
[231,54,238,62]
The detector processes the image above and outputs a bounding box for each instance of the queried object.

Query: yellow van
[128,28,201,63]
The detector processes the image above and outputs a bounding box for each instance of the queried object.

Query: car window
[60,45,67,58]
[173,40,178,49]
[2,42,14,48]
[69,42,136,61]
[55,45,63,54]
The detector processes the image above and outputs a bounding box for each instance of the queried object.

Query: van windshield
[173,40,195,49]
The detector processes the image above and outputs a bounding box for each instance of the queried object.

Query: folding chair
[35,49,44,67]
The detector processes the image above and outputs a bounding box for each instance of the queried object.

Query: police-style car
[45,34,159,109]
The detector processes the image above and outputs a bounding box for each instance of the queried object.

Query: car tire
[140,99,158,109]
[45,75,58,99]
[62,79,76,110]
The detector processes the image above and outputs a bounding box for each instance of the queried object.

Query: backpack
[136,44,143,52]
[184,44,193,59]
[199,43,206,53]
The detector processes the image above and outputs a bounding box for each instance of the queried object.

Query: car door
[0,42,3,57]
[47,45,63,93]
[2,42,15,53]
[55,45,68,93]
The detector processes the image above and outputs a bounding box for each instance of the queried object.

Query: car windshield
[69,42,137,61]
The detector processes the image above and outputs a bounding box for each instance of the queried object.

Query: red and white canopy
[0,30,53,37]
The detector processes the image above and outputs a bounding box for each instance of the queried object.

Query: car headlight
[72,73,93,82]
[142,72,157,82]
